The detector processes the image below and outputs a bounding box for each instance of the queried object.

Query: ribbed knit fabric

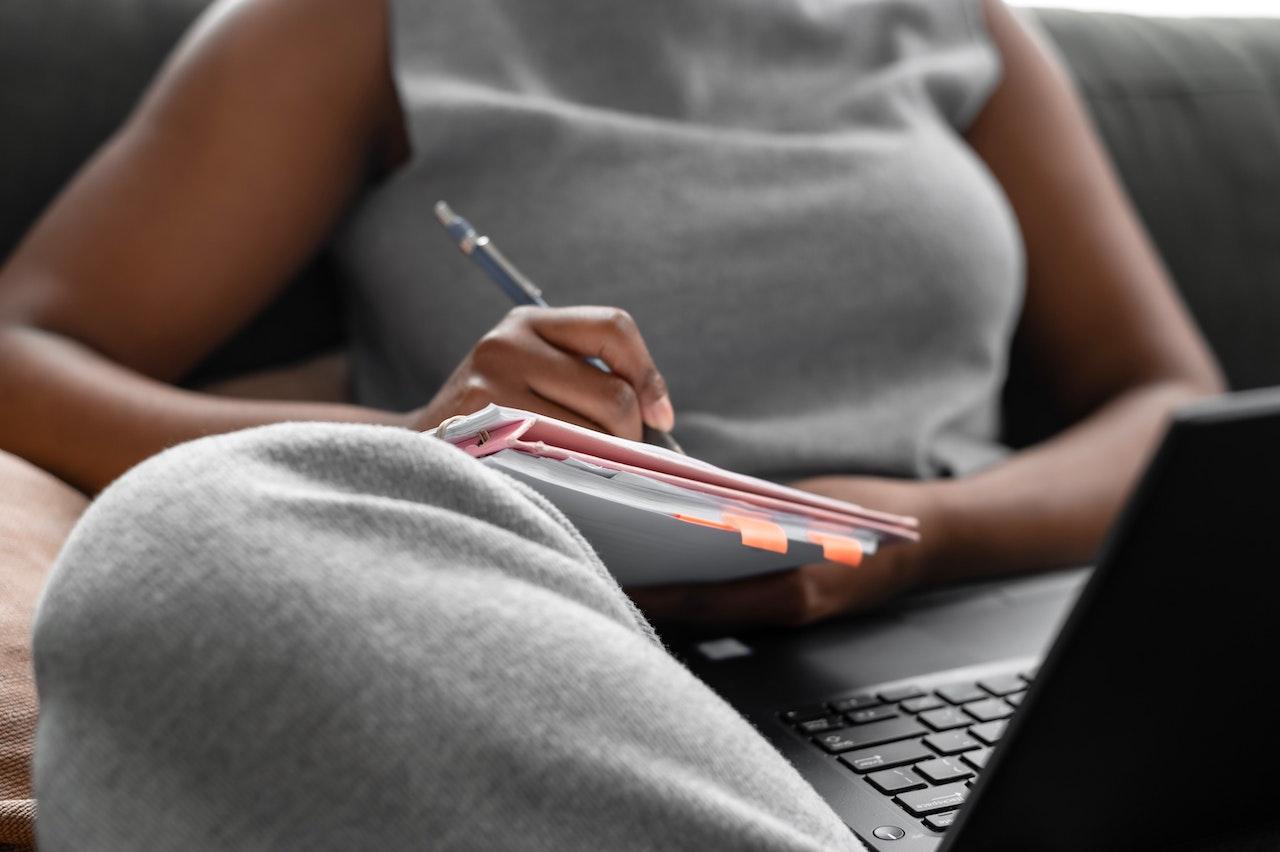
[338,0,1022,482]
[33,423,862,850]
[0,451,90,850]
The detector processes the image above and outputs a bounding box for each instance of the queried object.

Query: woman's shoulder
[167,0,406,171]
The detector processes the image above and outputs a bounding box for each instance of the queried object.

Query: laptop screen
[947,389,1280,850]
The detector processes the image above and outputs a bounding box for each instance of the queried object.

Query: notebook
[431,405,919,586]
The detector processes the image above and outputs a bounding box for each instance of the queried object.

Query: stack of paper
[432,405,919,586]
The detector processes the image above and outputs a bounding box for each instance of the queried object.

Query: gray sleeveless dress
[335,0,1024,482]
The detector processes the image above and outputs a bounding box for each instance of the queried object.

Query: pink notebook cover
[439,407,920,544]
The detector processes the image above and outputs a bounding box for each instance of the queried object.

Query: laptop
[670,387,1280,850]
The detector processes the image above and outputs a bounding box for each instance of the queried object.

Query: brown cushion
[0,451,88,848]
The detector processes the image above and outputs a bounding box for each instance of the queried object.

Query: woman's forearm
[925,378,1221,583]
[789,377,1223,603]
[0,325,409,494]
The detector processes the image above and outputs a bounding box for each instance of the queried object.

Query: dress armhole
[952,0,1004,132]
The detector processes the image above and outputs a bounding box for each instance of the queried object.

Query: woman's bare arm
[919,0,1225,580]
[0,0,409,494]
[632,0,1226,627]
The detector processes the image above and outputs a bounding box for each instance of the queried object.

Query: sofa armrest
[0,451,89,849]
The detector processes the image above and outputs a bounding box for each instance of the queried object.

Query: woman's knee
[30,423,655,847]
[33,422,645,712]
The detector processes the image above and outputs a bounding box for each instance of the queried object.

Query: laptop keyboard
[779,665,1035,833]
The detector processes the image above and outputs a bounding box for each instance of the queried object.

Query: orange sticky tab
[808,532,864,567]
[673,514,735,532]
[722,513,789,554]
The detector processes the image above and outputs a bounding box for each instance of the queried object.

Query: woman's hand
[410,305,676,441]
[628,476,953,628]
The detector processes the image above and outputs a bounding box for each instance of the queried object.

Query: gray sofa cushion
[1040,11,1280,394]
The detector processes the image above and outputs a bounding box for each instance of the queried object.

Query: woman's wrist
[911,473,977,588]
[904,478,961,590]
[789,473,961,599]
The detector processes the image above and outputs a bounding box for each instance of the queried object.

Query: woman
[0,0,1222,624]
[5,0,1223,846]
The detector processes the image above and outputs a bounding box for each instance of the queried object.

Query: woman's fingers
[629,553,917,628]
[416,304,675,441]
[513,306,676,431]
[467,312,647,440]
[524,352,648,441]
[627,568,826,628]
[514,390,607,434]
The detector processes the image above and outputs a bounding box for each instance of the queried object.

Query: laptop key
[782,705,830,724]
[815,730,860,754]
[1006,691,1026,707]
[814,717,926,753]
[961,747,993,771]
[879,685,924,702]
[936,683,987,705]
[901,694,944,713]
[866,767,927,795]
[969,720,1008,746]
[846,705,898,725]
[829,694,881,713]
[839,739,934,773]
[798,715,846,734]
[915,757,974,784]
[962,698,1014,723]
[978,674,1025,697]
[919,707,971,731]
[896,781,970,817]
[924,811,959,831]
[923,730,981,755]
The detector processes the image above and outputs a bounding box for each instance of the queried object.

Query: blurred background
[1010,0,1280,14]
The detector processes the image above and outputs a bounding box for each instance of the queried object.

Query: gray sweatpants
[32,423,862,851]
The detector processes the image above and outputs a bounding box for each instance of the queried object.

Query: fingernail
[647,394,676,432]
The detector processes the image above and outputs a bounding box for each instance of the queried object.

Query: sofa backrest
[3,3,1279,437]
[1006,9,1280,445]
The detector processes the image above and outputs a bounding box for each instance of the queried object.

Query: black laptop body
[679,388,1280,851]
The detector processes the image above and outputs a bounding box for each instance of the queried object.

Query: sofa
[3,3,1279,848]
